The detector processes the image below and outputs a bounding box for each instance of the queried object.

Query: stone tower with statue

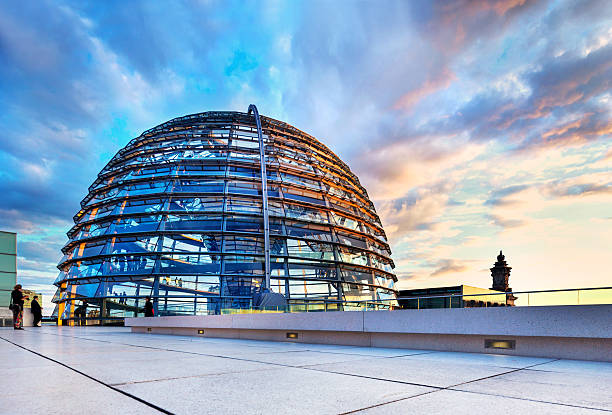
[490,250,517,306]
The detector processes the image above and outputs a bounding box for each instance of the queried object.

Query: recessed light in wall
[485,339,515,349]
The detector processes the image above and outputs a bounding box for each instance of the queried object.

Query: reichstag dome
[53,107,397,321]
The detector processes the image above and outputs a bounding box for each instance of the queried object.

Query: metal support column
[248,104,271,292]
[153,276,160,316]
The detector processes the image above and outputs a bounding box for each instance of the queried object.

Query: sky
[0,0,610,312]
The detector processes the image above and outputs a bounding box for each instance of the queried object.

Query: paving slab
[306,355,519,387]
[218,350,381,366]
[0,342,155,415]
[534,358,612,375]
[118,365,433,415]
[357,389,607,414]
[72,354,276,385]
[400,350,554,368]
[298,346,431,358]
[455,368,612,411]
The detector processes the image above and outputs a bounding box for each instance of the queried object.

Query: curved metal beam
[248,104,271,292]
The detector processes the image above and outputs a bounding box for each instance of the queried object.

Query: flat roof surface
[1,326,611,414]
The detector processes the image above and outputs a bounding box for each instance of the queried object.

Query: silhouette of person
[144,296,154,317]
[10,284,28,330]
[31,295,43,327]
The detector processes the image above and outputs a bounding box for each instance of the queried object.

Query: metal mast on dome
[248,104,271,292]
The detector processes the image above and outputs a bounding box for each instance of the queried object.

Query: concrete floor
[1,327,611,414]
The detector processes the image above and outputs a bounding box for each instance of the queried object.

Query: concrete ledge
[126,305,612,362]
[362,305,612,338]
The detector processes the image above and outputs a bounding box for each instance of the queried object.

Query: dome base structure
[53,108,398,324]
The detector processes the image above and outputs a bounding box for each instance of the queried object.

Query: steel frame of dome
[53,108,397,321]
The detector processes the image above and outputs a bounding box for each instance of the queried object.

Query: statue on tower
[490,250,516,306]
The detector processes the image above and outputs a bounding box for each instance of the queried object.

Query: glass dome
[54,109,397,320]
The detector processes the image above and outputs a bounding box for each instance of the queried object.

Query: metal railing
[11,286,612,326]
[396,286,612,309]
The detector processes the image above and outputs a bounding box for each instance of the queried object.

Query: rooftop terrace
[1,326,611,414]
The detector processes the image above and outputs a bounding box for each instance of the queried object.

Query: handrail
[396,285,612,301]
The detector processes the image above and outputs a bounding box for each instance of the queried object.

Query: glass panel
[79,204,115,223]
[71,240,106,259]
[284,203,328,223]
[174,164,225,177]
[341,267,374,285]
[164,215,223,231]
[171,179,224,193]
[180,149,228,159]
[230,138,260,149]
[287,262,337,279]
[68,260,104,279]
[329,199,357,216]
[225,197,262,214]
[229,151,259,161]
[336,231,368,249]
[115,198,166,215]
[268,201,284,216]
[228,166,259,179]
[225,217,262,233]
[109,236,159,254]
[288,279,337,297]
[223,256,265,275]
[223,276,262,296]
[370,255,393,273]
[342,283,375,301]
[330,212,361,231]
[579,289,612,305]
[223,236,264,254]
[283,187,325,205]
[286,238,334,260]
[284,221,334,242]
[375,273,395,289]
[338,247,369,266]
[159,254,221,274]
[168,197,223,213]
[228,181,261,196]
[270,278,287,295]
[281,172,321,190]
[107,215,161,234]
[162,234,222,254]
[76,220,112,239]
[127,166,172,179]
[124,180,169,196]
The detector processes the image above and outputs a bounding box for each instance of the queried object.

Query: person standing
[31,295,43,327]
[10,284,27,330]
[74,301,88,326]
[144,296,154,317]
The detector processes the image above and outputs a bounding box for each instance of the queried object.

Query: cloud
[542,173,612,198]
[430,258,471,277]
[394,67,456,111]
[377,182,454,243]
[426,0,537,53]
[488,214,526,229]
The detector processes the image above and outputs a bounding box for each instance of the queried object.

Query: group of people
[114,291,129,304]
[10,284,43,329]
[112,255,148,273]
[163,276,183,287]
[10,284,155,329]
